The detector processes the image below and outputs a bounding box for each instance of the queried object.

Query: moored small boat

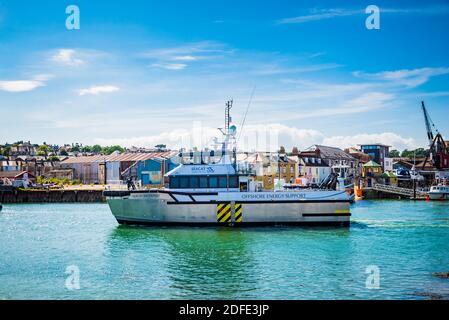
[427,184,449,200]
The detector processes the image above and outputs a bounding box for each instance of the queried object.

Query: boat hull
[105,190,351,227]
[427,192,449,200]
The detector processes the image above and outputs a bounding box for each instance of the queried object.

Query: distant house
[248,153,275,190]
[384,157,394,171]
[10,141,37,156]
[359,144,391,169]
[297,154,331,185]
[298,145,357,184]
[0,159,22,172]
[235,152,291,190]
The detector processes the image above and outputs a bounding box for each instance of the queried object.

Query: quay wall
[362,189,412,200]
[0,189,105,203]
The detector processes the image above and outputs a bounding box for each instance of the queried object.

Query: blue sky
[1,0,449,151]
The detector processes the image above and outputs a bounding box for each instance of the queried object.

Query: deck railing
[372,183,427,198]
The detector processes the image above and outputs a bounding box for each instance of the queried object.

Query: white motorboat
[427,184,449,200]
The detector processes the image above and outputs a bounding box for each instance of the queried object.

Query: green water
[0,200,448,299]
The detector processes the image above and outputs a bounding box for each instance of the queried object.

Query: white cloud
[94,123,418,152]
[255,63,342,75]
[0,80,43,92]
[278,8,360,24]
[94,123,323,151]
[172,55,198,61]
[151,63,187,70]
[52,49,84,66]
[142,42,229,70]
[0,74,51,92]
[78,85,120,96]
[277,5,449,24]
[323,132,418,150]
[354,67,449,88]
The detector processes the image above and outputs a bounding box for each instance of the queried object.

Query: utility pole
[412,151,416,200]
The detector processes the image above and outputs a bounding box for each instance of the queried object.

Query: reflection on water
[109,226,258,298]
[0,201,448,299]
[107,225,352,299]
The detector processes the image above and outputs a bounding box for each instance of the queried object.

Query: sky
[1,0,449,152]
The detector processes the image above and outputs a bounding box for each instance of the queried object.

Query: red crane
[421,101,449,170]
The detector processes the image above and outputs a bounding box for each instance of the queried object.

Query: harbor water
[0,200,448,299]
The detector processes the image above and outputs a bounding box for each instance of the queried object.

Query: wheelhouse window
[190,176,199,188]
[199,176,208,188]
[170,176,179,188]
[229,176,239,188]
[209,176,218,188]
[169,175,240,189]
[180,176,189,188]
[218,176,228,188]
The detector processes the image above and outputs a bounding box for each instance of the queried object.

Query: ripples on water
[0,200,448,299]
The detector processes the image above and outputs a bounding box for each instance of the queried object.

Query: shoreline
[0,189,105,203]
[0,188,438,204]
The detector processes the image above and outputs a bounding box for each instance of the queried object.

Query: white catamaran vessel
[104,101,352,227]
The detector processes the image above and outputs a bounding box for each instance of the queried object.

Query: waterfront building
[297,155,331,185]
[61,151,175,185]
[251,153,275,190]
[380,171,398,186]
[45,169,74,181]
[298,145,357,185]
[359,144,391,169]
[235,152,293,190]
[0,170,36,187]
[362,160,383,187]
[136,154,178,187]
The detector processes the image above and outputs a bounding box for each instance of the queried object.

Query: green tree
[48,156,60,162]
[1,146,11,156]
[81,145,92,153]
[414,148,429,158]
[389,149,400,157]
[91,145,102,154]
[37,145,51,156]
[102,145,124,155]
[59,149,68,156]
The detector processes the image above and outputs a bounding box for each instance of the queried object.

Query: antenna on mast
[225,99,233,134]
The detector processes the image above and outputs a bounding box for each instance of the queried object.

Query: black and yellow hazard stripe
[235,203,243,223]
[217,203,231,223]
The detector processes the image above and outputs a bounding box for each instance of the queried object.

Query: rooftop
[62,151,177,164]
[358,143,392,148]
